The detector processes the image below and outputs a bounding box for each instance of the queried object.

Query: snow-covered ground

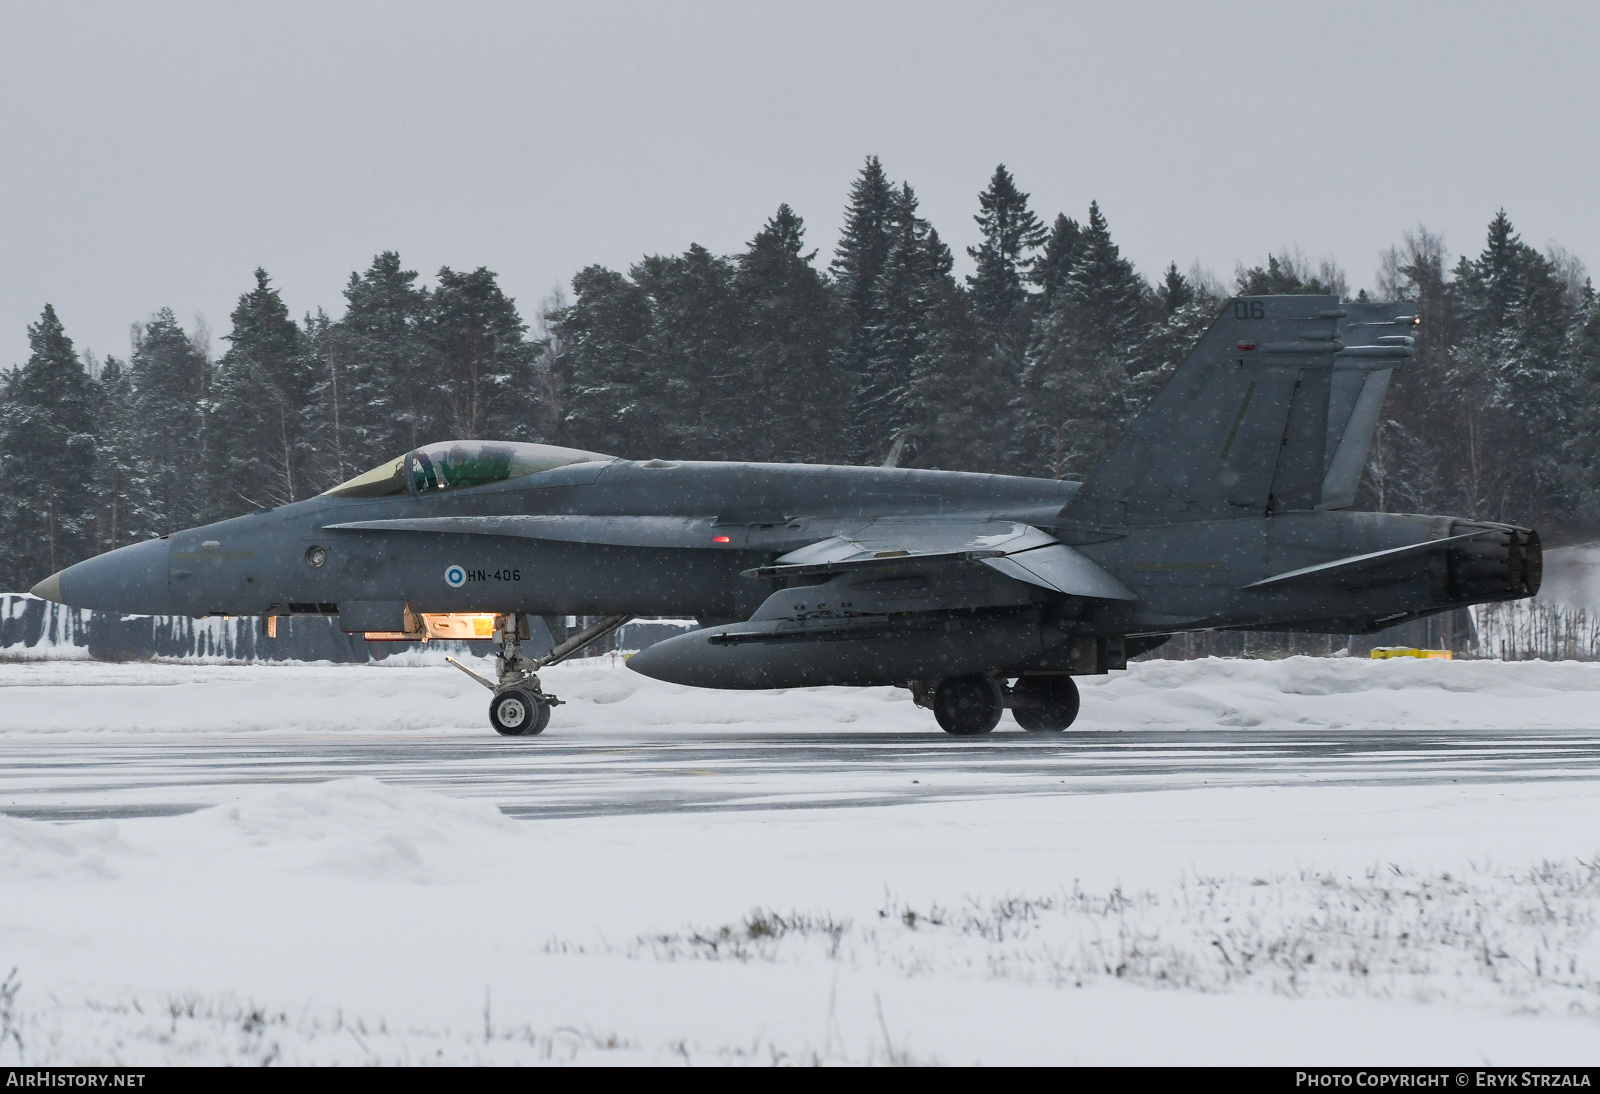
[3,656,1600,1064]
[10,650,1600,736]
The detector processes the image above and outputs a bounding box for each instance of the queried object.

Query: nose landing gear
[489,688,551,736]
[446,613,632,736]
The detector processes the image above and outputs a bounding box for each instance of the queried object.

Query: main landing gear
[931,675,1005,736]
[1008,676,1081,733]
[447,613,632,736]
[913,674,1082,735]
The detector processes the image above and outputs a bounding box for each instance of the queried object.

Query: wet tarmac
[6,726,1600,822]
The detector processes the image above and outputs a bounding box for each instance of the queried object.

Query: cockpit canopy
[321,440,613,499]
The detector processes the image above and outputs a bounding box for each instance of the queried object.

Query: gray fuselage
[57,456,1507,641]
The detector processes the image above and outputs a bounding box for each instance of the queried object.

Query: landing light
[360,612,497,643]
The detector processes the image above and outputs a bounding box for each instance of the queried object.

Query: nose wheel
[490,689,551,736]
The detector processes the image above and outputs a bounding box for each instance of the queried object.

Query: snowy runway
[6,726,1600,823]
[3,656,1600,1064]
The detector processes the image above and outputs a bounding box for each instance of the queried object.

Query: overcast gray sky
[2,0,1597,369]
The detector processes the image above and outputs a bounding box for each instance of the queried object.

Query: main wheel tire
[1011,676,1081,732]
[932,675,1004,736]
[490,689,550,736]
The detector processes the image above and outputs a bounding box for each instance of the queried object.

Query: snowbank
[2,777,1599,1064]
[1081,653,1600,730]
[5,654,1600,736]
[177,776,525,882]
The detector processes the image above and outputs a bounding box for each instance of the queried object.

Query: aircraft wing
[747,520,1137,601]
[981,545,1137,600]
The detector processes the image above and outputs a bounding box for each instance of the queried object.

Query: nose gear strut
[446,613,633,735]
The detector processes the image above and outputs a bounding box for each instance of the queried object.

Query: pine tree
[1032,214,1082,308]
[204,270,315,516]
[629,245,744,460]
[851,184,959,463]
[327,252,430,470]
[737,204,842,462]
[1365,214,1588,525]
[1128,278,1217,420]
[1018,202,1153,478]
[1566,281,1600,515]
[0,305,100,586]
[1018,295,1125,479]
[830,157,897,456]
[966,164,1046,331]
[859,187,931,456]
[900,246,993,473]
[91,356,148,552]
[1158,263,1193,313]
[130,309,209,533]
[556,265,657,457]
[1444,212,1580,521]
[1455,210,1525,336]
[302,307,340,490]
[1066,202,1152,347]
[530,290,570,448]
[424,267,539,443]
[1235,251,1346,297]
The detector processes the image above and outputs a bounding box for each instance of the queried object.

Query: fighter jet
[32,296,1541,736]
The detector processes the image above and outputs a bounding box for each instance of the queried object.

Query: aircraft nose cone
[47,538,175,614]
[29,571,63,603]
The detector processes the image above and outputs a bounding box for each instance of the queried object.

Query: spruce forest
[3,157,1598,592]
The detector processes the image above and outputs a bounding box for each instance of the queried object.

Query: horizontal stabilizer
[1242,530,1495,590]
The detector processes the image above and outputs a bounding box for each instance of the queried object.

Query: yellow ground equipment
[1369,647,1453,660]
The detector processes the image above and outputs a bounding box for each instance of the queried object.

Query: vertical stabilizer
[1065,295,1344,525]
[1063,296,1414,526]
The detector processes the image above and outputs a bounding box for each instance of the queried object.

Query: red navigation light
[1237,342,1257,351]
[712,535,731,543]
